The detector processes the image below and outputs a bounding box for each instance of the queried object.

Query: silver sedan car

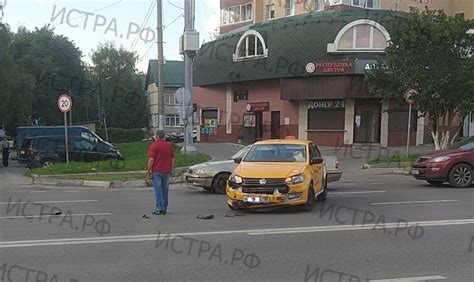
[184,145,342,194]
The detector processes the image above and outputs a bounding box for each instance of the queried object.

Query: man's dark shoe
[159,210,167,215]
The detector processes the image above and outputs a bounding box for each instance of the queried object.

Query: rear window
[21,138,33,149]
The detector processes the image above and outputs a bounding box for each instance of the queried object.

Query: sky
[2,0,220,72]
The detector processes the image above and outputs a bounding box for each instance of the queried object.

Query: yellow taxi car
[226,139,327,211]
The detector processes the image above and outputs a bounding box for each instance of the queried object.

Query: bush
[95,128,145,143]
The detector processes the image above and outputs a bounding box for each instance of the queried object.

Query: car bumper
[411,165,448,181]
[327,170,342,182]
[226,183,309,210]
[184,173,213,188]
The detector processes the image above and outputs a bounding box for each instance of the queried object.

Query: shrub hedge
[95,128,145,143]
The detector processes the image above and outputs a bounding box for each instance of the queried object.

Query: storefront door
[271,111,280,139]
[354,99,381,143]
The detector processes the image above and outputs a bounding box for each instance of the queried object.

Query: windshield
[451,137,474,150]
[230,146,250,160]
[243,144,307,162]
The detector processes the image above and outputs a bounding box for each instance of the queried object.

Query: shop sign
[355,59,377,74]
[246,102,269,112]
[308,100,345,110]
[306,61,354,75]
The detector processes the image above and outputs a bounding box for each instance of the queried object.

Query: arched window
[328,20,390,53]
[233,30,268,62]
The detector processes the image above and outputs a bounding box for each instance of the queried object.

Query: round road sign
[58,94,72,113]
[404,88,418,105]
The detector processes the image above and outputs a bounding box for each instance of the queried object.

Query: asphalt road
[1,170,473,282]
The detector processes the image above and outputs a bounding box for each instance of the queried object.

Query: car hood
[190,159,236,170]
[419,148,464,160]
[234,162,306,178]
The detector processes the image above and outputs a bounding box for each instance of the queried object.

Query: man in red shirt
[147,130,175,215]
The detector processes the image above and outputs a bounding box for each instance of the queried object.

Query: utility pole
[181,0,199,154]
[157,0,165,131]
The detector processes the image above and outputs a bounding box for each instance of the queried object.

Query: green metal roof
[146,60,184,88]
[194,9,395,86]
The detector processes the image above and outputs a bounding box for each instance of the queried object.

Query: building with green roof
[192,8,429,146]
[145,60,185,132]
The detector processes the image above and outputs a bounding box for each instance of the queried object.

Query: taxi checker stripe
[0,219,473,248]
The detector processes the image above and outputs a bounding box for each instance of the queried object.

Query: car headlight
[285,174,304,184]
[231,174,243,184]
[430,156,450,163]
[193,168,206,175]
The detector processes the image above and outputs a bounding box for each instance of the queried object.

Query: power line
[164,12,183,30]
[138,12,182,61]
[51,1,123,27]
[140,42,156,61]
[130,0,157,49]
[167,0,183,10]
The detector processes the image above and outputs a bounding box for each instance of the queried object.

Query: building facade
[220,0,473,34]
[195,9,445,146]
[145,60,185,133]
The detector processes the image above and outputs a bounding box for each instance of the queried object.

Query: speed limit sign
[404,88,418,105]
[58,94,72,113]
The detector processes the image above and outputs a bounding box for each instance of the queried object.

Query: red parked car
[412,137,474,188]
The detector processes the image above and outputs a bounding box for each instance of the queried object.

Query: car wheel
[41,159,56,168]
[212,173,231,194]
[427,180,444,186]
[302,182,315,211]
[317,178,328,202]
[449,163,472,188]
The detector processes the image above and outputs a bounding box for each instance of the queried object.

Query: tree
[89,42,147,128]
[365,10,474,150]
[0,23,34,135]
[11,25,86,125]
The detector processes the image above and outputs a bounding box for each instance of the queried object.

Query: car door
[309,143,323,192]
[73,138,99,162]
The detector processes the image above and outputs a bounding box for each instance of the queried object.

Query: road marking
[329,191,386,195]
[369,276,446,281]
[0,212,112,220]
[0,200,98,205]
[0,219,472,248]
[248,219,474,235]
[370,200,459,205]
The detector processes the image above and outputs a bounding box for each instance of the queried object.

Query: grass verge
[28,141,211,176]
[367,154,418,165]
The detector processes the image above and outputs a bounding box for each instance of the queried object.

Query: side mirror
[234,157,242,164]
[310,158,324,165]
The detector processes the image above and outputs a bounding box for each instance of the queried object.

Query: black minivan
[18,136,124,168]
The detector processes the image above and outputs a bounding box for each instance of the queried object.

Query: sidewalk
[320,144,435,174]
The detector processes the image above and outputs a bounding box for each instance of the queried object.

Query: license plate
[20,150,25,154]
[412,169,420,175]
[243,196,269,204]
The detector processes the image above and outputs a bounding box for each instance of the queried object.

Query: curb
[31,167,189,189]
[362,162,412,169]
[32,175,186,189]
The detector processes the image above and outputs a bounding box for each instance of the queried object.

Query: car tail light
[25,149,38,158]
[335,160,340,169]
